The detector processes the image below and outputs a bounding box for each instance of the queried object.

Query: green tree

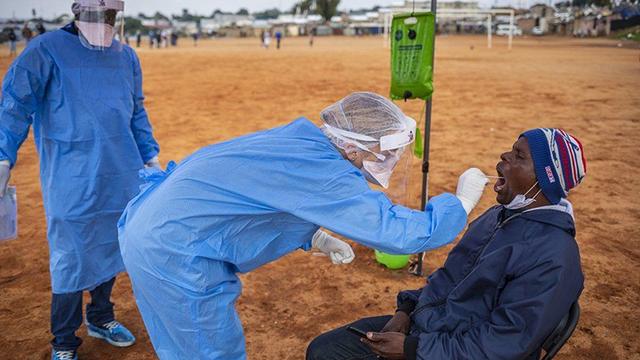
[236,8,249,16]
[316,0,340,22]
[153,11,170,21]
[124,16,143,35]
[253,8,281,20]
[291,0,314,14]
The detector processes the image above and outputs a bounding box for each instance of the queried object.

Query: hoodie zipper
[410,212,522,319]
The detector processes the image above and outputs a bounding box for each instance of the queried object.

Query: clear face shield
[323,116,417,189]
[73,0,125,51]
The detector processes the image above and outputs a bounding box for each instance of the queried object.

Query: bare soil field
[0,35,639,359]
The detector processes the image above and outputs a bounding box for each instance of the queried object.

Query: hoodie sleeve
[397,288,422,314]
[413,236,583,360]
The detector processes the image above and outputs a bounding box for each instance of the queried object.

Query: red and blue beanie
[521,128,586,204]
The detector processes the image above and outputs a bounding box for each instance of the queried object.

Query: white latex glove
[145,156,161,170]
[456,167,489,215]
[0,160,10,198]
[312,229,355,265]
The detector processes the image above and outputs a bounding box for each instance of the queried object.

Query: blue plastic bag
[0,186,17,241]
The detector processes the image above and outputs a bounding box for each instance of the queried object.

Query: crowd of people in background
[4,21,46,57]
[6,21,316,56]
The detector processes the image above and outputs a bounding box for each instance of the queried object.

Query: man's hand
[381,312,411,334]
[361,332,406,360]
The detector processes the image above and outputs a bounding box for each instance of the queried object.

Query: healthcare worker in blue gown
[0,1,160,359]
[118,92,489,360]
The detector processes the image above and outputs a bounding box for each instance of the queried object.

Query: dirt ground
[0,35,639,360]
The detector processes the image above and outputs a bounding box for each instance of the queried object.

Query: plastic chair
[540,300,581,360]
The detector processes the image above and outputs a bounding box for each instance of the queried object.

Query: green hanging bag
[390,12,436,101]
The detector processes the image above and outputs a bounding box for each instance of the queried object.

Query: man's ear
[343,143,359,161]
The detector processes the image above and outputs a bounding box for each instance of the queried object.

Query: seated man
[307,128,586,360]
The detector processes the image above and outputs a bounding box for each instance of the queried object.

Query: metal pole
[487,14,492,49]
[508,9,514,50]
[410,0,437,277]
[384,12,391,48]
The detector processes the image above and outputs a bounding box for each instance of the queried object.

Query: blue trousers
[306,315,393,360]
[50,277,116,351]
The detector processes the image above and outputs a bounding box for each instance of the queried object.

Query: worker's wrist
[403,335,419,360]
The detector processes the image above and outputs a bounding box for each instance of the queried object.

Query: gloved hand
[312,229,355,265]
[0,160,10,198]
[145,156,161,170]
[456,167,489,215]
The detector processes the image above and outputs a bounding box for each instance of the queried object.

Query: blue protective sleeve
[128,48,159,163]
[0,45,50,166]
[414,242,583,360]
[292,171,467,254]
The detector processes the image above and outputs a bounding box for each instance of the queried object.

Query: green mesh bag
[390,12,435,101]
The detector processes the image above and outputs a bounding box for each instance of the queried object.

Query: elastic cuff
[300,239,314,251]
[404,335,419,360]
[396,300,417,315]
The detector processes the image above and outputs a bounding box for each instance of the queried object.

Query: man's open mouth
[495,165,506,193]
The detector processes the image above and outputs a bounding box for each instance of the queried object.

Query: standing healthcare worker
[118,92,489,360]
[0,1,160,360]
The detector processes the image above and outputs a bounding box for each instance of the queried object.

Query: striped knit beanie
[521,128,586,204]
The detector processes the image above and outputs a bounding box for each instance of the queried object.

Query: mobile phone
[346,326,369,338]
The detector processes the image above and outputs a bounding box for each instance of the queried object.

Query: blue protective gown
[0,25,159,293]
[118,118,466,360]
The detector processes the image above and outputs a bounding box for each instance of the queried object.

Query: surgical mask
[76,21,114,47]
[504,181,542,210]
[361,151,401,189]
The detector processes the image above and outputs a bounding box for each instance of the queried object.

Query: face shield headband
[322,115,417,161]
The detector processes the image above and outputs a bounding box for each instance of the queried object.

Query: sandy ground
[0,35,639,360]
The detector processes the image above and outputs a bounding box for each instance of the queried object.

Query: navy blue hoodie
[398,201,583,360]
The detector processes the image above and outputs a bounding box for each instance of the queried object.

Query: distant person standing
[309,27,315,47]
[148,30,155,48]
[192,31,199,47]
[7,29,17,57]
[136,30,141,48]
[22,23,33,45]
[170,31,178,47]
[275,30,282,49]
[160,30,168,48]
[263,30,271,49]
[36,21,46,35]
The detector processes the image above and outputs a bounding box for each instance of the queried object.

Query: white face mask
[504,181,542,210]
[361,152,401,189]
[76,21,114,48]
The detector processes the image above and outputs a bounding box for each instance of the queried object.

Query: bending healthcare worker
[0,1,160,360]
[118,92,489,359]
